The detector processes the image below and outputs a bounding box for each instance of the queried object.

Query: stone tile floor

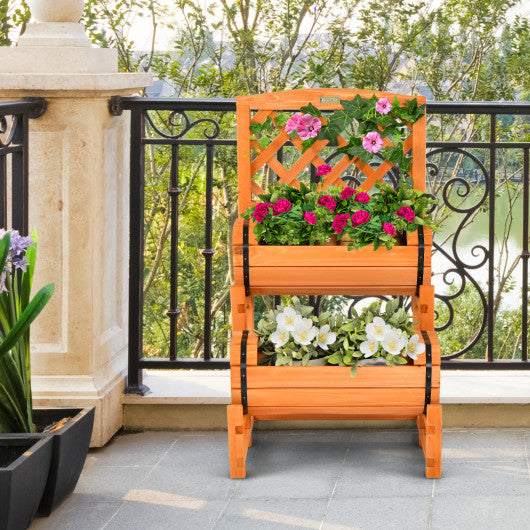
[31,429,530,530]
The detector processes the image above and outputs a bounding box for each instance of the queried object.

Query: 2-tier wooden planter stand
[228,89,442,479]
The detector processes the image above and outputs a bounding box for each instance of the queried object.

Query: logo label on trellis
[319,96,340,104]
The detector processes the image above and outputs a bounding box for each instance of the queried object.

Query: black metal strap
[416,225,425,295]
[240,330,249,414]
[243,221,250,297]
[421,330,432,414]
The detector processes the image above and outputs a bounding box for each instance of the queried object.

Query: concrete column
[0,2,151,445]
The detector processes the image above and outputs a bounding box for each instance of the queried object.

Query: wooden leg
[227,405,253,479]
[417,404,442,478]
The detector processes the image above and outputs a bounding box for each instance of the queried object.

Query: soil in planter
[0,446,27,468]
[34,417,72,434]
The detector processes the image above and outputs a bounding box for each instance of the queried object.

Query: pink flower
[351,210,370,226]
[382,222,396,236]
[285,112,303,134]
[272,198,292,216]
[375,97,391,115]
[304,211,317,225]
[397,206,416,222]
[316,164,332,176]
[362,131,384,153]
[331,214,350,234]
[354,192,370,203]
[296,114,322,140]
[253,202,271,223]
[317,195,336,212]
[340,187,356,200]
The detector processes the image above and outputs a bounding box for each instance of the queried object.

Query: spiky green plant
[0,231,54,433]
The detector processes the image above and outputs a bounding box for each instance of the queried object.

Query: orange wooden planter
[228,89,442,480]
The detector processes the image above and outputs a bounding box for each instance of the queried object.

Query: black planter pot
[33,407,95,516]
[0,434,53,530]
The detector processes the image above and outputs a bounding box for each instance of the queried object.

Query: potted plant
[0,229,94,522]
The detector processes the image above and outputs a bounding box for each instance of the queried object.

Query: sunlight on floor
[123,489,206,510]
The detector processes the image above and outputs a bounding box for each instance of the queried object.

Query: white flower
[270,328,290,348]
[365,317,390,341]
[315,324,336,350]
[276,307,302,331]
[299,317,314,330]
[292,322,317,346]
[360,339,379,358]
[406,334,425,360]
[381,327,407,356]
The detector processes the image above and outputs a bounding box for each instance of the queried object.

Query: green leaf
[301,137,318,152]
[258,136,270,148]
[249,121,262,134]
[0,284,55,359]
[350,365,357,378]
[274,113,288,127]
[0,233,10,273]
[299,102,321,117]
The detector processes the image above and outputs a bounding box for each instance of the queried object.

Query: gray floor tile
[214,498,329,529]
[431,495,530,530]
[323,496,432,530]
[442,429,527,463]
[435,461,530,496]
[104,499,226,530]
[86,431,180,468]
[31,500,122,530]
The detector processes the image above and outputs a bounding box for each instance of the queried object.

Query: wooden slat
[230,365,440,388]
[230,330,258,366]
[232,387,425,407]
[248,406,423,420]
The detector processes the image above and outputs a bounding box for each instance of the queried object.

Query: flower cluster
[256,298,424,376]
[242,175,435,251]
[0,229,34,293]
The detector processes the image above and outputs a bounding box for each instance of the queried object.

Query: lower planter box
[0,434,53,530]
[33,407,95,516]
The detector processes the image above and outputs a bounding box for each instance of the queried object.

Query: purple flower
[375,97,391,115]
[331,214,350,234]
[285,112,303,134]
[0,229,35,292]
[340,187,355,200]
[362,131,384,153]
[397,206,416,222]
[304,211,317,225]
[296,114,322,140]
[351,210,370,226]
[354,192,370,203]
[317,195,336,212]
[316,164,332,176]
[252,202,271,223]
[382,222,396,236]
[272,198,292,216]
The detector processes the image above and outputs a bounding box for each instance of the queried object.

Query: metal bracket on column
[416,225,425,295]
[240,330,249,414]
[243,221,250,297]
[421,330,432,414]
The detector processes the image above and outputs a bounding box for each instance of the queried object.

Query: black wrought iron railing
[110,96,530,394]
[0,98,47,235]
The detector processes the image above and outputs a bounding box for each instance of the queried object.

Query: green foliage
[0,232,55,433]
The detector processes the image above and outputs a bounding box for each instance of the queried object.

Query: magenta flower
[272,198,292,216]
[253,202,271,223]
[382,222,396,236]
[304,211,317,225]
[362,131,384,153]
[351,210,370,226]
[340,187,356,200]
[375,97,391,115]
[331,213,350,234]
[397,206,416,222]
[316,164,332,176]
[317,195,336,212]
[285,112,303,134]
[354,192,370,203]
[297,114,322,140]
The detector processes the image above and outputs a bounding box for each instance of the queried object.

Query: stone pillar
[0,1,151,445]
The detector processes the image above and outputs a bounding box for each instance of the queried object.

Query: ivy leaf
[274,113,288,127]
[341,95,367,120]
[300,102,321,117]
[249,121,262,134]
[258,136,270,148]
[301,137,318,152]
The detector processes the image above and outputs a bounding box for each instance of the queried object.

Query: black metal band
[243,221,250,297]
[421,330,432,414]
[240,330,249,414]
[416,225,425,295]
